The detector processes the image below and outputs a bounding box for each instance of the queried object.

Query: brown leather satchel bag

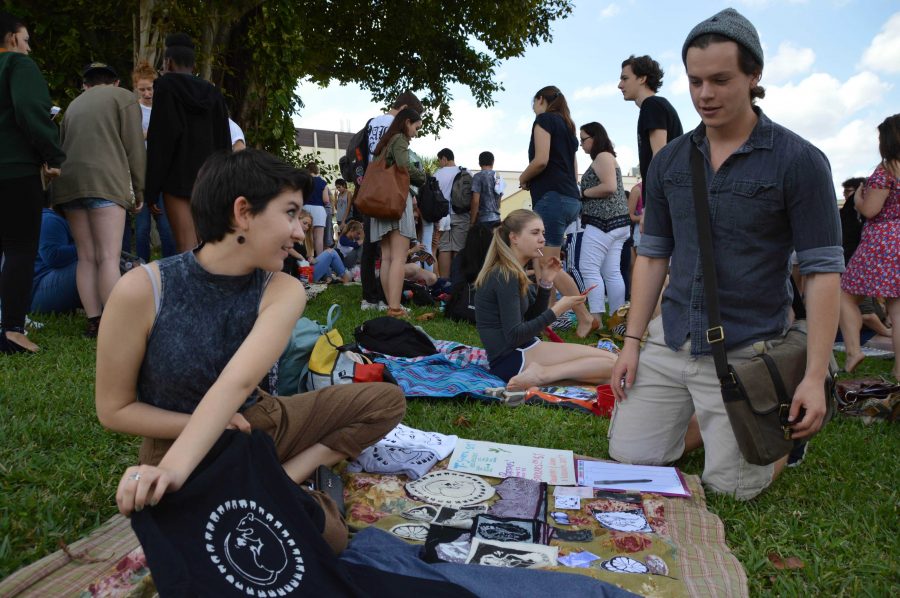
[354,157,409,220]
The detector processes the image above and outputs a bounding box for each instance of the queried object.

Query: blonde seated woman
[474,209,617,391]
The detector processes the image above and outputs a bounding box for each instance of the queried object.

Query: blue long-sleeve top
[33,208,77,284]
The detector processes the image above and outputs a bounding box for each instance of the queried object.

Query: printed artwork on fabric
[389,523,430,542]
[488,477,548,520]
[472,514,537,543]
[205,499,304,594]
[423,524,473,564]
[595,554,670,576]
[553,528,594,542]
[592,509,653,534]
[405,471,496,508]
[558,550,601,568]
[433,505,488,529]
[401,504,439,522]
[465,539,559,569]
[378,423,459,460]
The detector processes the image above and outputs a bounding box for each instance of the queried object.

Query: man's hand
[42,163,61,180]
[788,375,827,439]
[611,342,640,402]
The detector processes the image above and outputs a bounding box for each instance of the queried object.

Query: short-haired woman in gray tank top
[95,149,405,554]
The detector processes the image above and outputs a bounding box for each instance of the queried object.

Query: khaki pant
[139,382,406,552]
[608,317,775,500]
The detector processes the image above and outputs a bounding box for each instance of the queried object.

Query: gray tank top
[137,250,274,414]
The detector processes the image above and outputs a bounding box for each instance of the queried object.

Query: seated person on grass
[286,209,352,283]
[96,149,405,554]
[474,209,617,391]
[30,206,81,314]
[337,220,364,268]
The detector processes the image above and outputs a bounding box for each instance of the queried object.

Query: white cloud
[736,0,807,7]
[600,4,620,19]
[666,62,688,96]
[764,42,815,84]
[860,12,900,74]
[572,83,619,100]
[760,71,891,139]
[813,118,882,189]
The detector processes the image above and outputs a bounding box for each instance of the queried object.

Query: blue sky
[294,0,900,191]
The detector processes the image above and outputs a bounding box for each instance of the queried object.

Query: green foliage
[1,0,574,155]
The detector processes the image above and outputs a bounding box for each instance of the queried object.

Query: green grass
[1,285,898,596]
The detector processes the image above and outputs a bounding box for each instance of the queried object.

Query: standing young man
[469,151,502,228]
[359,91,423,311]
[619,55,684,182]
[609,8,843,500]
[435,148,469,277]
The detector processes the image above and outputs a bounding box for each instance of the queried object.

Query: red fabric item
[544,327,565,343]
[353,363,385,383]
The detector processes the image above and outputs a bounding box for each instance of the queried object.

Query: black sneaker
[787,440,808,468]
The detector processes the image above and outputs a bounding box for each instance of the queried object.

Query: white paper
[554,495,581,510]
[449,439,576,485]
[576,460,690,497]
[554,486,594,498]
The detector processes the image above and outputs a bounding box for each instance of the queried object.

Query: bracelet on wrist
[623,334,643,342]
[538,279,554,290]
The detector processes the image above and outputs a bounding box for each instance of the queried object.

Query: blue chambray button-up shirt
[637,108,844,355]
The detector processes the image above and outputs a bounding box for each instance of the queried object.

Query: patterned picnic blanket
[377,352,504,401]
[343,461,748,598]
[1,463,747,598]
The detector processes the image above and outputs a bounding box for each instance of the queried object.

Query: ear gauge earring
[237,235,246,244]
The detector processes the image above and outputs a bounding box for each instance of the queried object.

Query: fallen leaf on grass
[416,312,436,321]
[768,552,805,570]
[454,414,472,428]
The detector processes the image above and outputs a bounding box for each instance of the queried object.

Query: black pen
[592,479,652,484]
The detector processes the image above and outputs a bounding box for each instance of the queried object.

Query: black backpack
[417,175,449,223]
[444,281,476,324]
[354,317,437,358]
[339,118,373,185]
[450,167,473,213]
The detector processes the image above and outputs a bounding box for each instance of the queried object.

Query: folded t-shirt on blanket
[347,424,459,479]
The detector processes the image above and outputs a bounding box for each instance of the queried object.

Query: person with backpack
[368,109,426,318]
[474,209,617,391]
[354,91,424,311]
[99,149,405,555]
[518,86,598,339]
[470,151,503,228]
[435,148,472,278]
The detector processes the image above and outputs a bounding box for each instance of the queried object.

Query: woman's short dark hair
[192,149,312,243]
[0,11,25,38]
[686,34,765,101]
[580,122,616,159]
[165,32,195,69]
[877,114,900,163]
[83,71,118,87]
[391,90,424,114]
[621,55,664,93]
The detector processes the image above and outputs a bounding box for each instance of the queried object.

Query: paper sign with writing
[448,439,576,485]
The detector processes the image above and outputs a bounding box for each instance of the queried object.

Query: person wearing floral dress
[839,114,900,377]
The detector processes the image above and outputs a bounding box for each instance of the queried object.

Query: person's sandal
[484,387,527,406]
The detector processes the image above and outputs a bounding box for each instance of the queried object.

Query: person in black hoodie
[145,33,230,252]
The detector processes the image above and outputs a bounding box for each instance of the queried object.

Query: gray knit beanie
[682,8,763,67]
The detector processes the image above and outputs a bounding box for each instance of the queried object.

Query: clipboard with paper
[576,459,691,497]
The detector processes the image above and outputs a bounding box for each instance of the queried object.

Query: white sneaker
[361,300,388,312]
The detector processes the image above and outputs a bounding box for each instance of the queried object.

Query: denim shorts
[62,197,118,210]
[532,191,581,246]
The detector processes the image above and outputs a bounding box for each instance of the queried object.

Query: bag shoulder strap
[325,303,341,331]
[689,144,732,384]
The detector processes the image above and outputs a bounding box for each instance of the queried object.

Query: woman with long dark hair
[839,114,900,377]
[578,122,631,324]
[368,108,426,318]
[518,86,596,337]
[474,209,616,391]
[0,11,65,353]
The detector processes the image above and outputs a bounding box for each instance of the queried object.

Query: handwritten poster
[448,439,576,485]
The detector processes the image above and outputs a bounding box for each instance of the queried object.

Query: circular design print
[405,470,496,508]
[389,523,430,542]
